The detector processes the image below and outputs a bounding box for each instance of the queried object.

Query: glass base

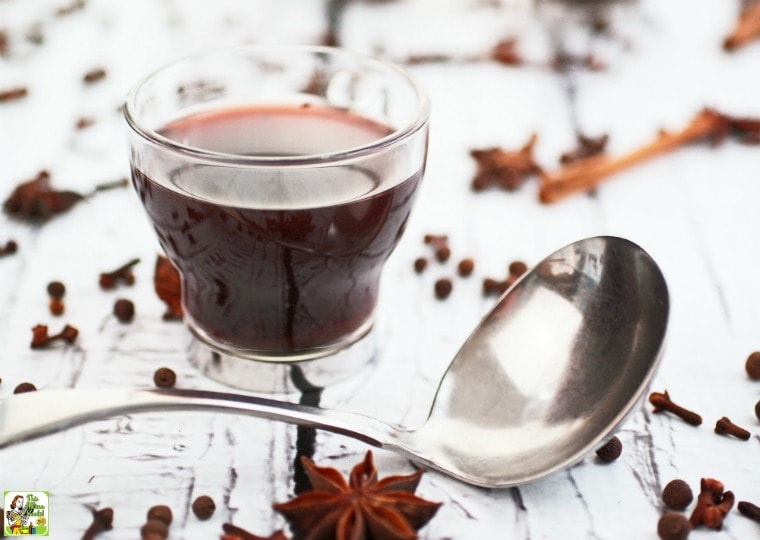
[187,324,377,393]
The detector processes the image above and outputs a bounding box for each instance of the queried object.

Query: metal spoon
[0,236,668,488]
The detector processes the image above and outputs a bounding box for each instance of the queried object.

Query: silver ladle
[0,236,668,488]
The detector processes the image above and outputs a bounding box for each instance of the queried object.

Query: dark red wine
[132,105,422,353]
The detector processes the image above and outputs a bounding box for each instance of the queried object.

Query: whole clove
[0,87,28,103]
[83,67,106,84]
[738,500,760,524]
[30,323,78,348]
[82,507,113,540]
[689,478,734,530]
[714,416,751,440]
[99,258,140,289]
[649,390,702,426]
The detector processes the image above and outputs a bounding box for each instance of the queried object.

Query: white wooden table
[1,0,759,538]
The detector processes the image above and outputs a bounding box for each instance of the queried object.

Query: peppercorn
[14,382,36,394]
[153,367,176,388]
[746,351,760,380]
[140,519,168,539]
[434,245,451,263]
[191,495,216,520]
[657,512,691,540]
[434,278,453,300]
[755,399,760,421]
[49,298,65,316]
[146,505,172,526]
[662,479,693,511]
[413,257,427,273]
[457,258,474,277]
[595,436,622,462]
[113,298,135,323]
[508,260,528,279]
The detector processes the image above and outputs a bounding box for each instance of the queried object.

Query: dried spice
[273,450,441,540]
[714,416,750,440]
[140,519,168,539]
[99,257,139,289]
[13,382,37,394]
[434,278,453,300]
[146,505,172,526]
[490,38,523,66]
[0,30,8,56]
[689,478,734,530]
[724,1,760,51]
[657,512,691,540]
[483,260,528,297]
[75,116,95,130]
[154,255,183,320]
[470,134,541,192]
[3,170,83,221]
[413,257,427,274]
[0,240,18,257]
[30,323,78,348]
[560,132,609,164]
[47,281,66,315]
[662,479,693,511]
[82,507,113,540]
[457,258,474,277]
[83,67,106,84]
[113,298,135,323]
[540,108,760,203]
[191,495,216,520]
[648,390,702,426]
[738,500,760,523]
[552,51,606,73]
[756,399,760,421]
[595,436,622,462]
[221,523,288,540]
[153,367,176,388]
[746,351,760,380]
[0,87,28,103]
[55,0,86,17]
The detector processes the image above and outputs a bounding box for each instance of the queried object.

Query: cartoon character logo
[3,492,49,536]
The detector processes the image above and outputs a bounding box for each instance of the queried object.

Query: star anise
[3,170,83,221]
[154,255,183,320]
[273,451,441,540]
[470,133,542,192]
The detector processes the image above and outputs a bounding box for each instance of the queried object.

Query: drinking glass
[124,45,429,391]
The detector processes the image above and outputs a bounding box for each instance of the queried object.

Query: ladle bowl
[0,236,669,488]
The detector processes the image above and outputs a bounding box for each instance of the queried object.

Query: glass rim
[123,44,430,167]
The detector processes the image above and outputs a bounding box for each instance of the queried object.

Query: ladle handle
[0,388,398,449]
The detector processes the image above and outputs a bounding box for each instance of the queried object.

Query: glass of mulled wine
[124,46,429,391]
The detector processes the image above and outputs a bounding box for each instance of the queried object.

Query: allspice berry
[755,399,760,421]
[140,519,168,539]
[413,257,427,274]
[457,258,475,277]
[153,367,176,388]
[14,382,37,394]
[746,351,760,380]
[191,495,216,520]
[434,278,453,300]
[657,512,691,540]
[47,281,66,299]
[146,505,173,526]
[113,298,135,323]
[595,436,622,462]
[662,479,693,511]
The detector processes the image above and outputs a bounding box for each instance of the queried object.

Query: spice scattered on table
[662,479,693,511]
[470,134,541,192]
[153,367,176,388]
[99,258,139,289]
[745,351,760,380]
[191,495,216,520]
[482,260,529,297]
[154,255,182,320]
[714,416,750,440]
[0,240,18,257]
[146,505,172,526]
[0,87,28,103]
[75,116,95,130]
[540,108,760,204]
[83,67,107,85]
[490,38,523,66]
[689,478,734,530]
[724,0,760,51]
[413,257,427,273]
[47,281,66,315]
[595,436,622,462]
[113,298,135,323]
[140,519,168,539]
[434,277,453,300]
[273,450,441,540]
[457,258,475,277]
[755,399,760,421]
[3,170,83,221]
[13,382,37,394]
[81,507,113,540]
[30,323,78,348]
[738,500,760,524]
[657,512,691,540]
[649,390,702,426]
